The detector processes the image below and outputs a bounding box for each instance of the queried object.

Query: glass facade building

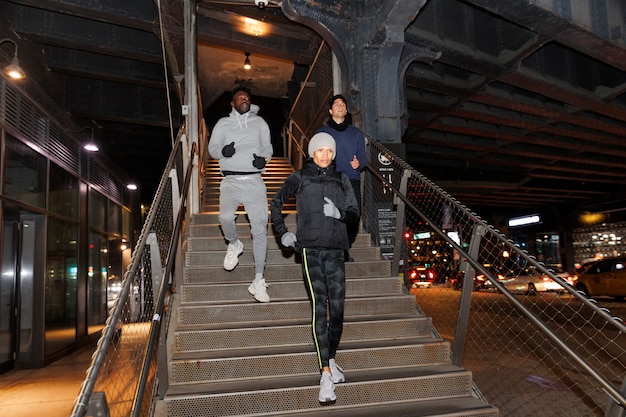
[0,79,136,371]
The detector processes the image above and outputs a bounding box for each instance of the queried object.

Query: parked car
[450,265,503,291]
[407,265,436,289]
[498,267,566,295]
[575,257,626,300]
[474,267,505,291]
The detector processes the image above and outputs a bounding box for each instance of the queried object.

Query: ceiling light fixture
[0,38,26,80]
[244,52,251,70]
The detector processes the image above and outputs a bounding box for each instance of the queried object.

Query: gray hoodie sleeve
[208,119,227,160]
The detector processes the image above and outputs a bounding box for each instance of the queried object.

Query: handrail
[364,155,626,407]
[70,129,191,417]
[361,137,626,414]
[131,141,197,417]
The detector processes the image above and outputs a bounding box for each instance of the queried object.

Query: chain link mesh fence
[71,137,192,417]
[362,138,625,416]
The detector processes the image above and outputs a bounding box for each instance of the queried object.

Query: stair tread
[166,363,465,393]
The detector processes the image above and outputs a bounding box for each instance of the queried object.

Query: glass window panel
[88,190,106,231]
[0,218,17,364]
[108,201,120,236]
[122,207,131,241]
[45,218,78,354]
[3,135,46,208]
[87,232,108,334]
[107,236,123,312]
[48,162,79,220]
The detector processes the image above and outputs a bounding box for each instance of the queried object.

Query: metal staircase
[155,157,499,416]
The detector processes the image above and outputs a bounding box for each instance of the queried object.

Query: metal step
[172,317,433,357]
[168,343,452,385]
[185,246,379,266]
[183,260,390,284]
[191,212,299,225]
[176,295,419,328]
[181,276,403,304]
[157,370,498,417]
[189,219,363,238]
[187,233,371,251]
[189,221,336,238]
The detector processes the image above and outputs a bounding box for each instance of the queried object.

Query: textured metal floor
[155,158,499,416]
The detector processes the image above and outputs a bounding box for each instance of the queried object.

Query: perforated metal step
[159,371,499,417]
[169,343,453,386]
[186,245,379,266]
[172,317,433,356]
[177,295,419,328]
[187,233,372,251]
[184,260,390,284]
[180,277,403,304]
[188,220,364,237]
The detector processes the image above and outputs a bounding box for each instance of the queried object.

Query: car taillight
[410,271,417,279]
[476,275,485,282]
[542,276,551,282]
[428,271,434,280]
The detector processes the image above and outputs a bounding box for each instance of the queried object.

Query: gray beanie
[308,132,336,159]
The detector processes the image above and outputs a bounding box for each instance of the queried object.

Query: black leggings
[302,248,346,369]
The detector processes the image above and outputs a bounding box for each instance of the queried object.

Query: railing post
[605,377,626,417]
[451,223,485,366]
[391,169,411,277]
[86,392,110,417]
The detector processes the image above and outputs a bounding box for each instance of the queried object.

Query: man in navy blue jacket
[316,94,366,261]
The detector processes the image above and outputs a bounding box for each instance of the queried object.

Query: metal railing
[70,131,197,417]
[360,137,625,417]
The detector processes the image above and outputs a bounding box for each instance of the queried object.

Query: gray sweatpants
[218,174,268,275]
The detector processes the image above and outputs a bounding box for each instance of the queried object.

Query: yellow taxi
[575,257,626,300]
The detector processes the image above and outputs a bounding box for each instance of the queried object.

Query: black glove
[222,142,235,157]
[252,153,266,169]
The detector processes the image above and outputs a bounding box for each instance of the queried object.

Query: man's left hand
[252,154,266,169]
[350,155,359,169]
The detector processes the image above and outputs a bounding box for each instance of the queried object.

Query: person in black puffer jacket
[270,132,359,405]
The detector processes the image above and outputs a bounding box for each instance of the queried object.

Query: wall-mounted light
[74,126,99,152]
[0,38,26,80]
[244,52,251,70]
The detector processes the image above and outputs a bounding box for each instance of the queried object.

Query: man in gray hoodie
[208,85,273,302]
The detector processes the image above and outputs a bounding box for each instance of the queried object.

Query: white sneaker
[318,371,336,404]
[329,358,345,383]
[248,279,270,303]
[223,240,243,271]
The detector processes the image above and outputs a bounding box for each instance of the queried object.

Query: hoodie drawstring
[236,112,250,130]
